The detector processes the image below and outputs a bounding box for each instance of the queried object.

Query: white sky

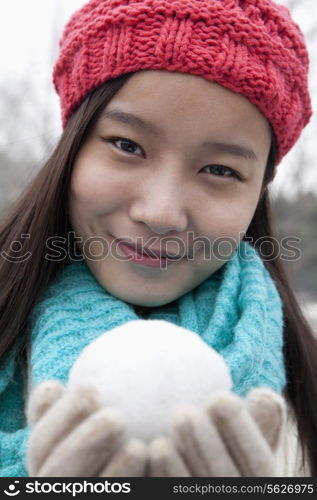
[0,0,316,196]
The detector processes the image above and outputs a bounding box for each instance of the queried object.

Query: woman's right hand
[26,380,148,477]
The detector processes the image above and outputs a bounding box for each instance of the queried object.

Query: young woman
[0,0,316,477]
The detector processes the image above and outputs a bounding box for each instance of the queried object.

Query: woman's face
[69,70,271,307]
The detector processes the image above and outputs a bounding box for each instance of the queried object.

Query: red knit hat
[53,0,312,164]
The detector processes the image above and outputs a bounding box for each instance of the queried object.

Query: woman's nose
[128,178,188,235]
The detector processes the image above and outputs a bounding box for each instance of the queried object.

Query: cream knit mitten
[26,381,147,477]
[148,388,286,477]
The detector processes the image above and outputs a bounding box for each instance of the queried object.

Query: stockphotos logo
[3,480,131,496]
[3,481,20,496]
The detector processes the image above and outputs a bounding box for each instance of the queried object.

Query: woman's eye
[108,137,143,156]
[203,164,240,179]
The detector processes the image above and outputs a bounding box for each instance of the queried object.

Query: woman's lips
[117,241,181,268]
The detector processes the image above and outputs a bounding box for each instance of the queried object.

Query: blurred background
[0,0,316,327]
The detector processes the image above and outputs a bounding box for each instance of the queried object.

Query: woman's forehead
[98,70,271,155]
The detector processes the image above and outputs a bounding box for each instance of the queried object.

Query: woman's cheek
[205,203,257,243]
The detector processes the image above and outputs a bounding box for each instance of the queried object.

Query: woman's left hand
[148,388,286,477]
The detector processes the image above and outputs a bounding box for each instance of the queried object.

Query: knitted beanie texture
[53,0,312,164]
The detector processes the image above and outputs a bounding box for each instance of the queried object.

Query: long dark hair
[247,141,317,476]
[0,73,316,476]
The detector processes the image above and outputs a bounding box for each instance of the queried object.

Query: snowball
[68,319,232,441]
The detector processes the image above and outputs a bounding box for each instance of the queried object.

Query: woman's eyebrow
[100,108,162,135]
[100,108,258,161]
[202,142,258,162]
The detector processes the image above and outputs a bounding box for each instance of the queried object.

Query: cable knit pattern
[0,241,286,476]
[53,0,312,164]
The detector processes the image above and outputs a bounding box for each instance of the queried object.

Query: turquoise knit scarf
[29,241,286,396]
